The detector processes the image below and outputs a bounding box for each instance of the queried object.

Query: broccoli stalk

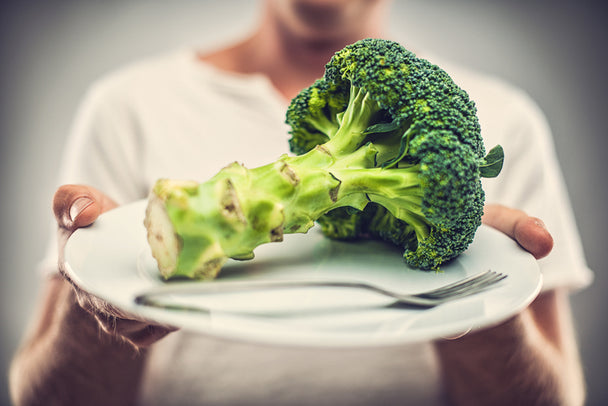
[144,95,418,279]
[144,38,504,280]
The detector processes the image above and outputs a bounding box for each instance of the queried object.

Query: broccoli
[144,38,504,280]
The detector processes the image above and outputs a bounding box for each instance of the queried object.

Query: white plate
[63,199,541,347]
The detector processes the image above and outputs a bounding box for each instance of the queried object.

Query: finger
[482,204,554,259]
[74,288,132,320]
[74,286,177,348]
[116,323,178,348]
[93,309,177,348]
[53,184,118,231]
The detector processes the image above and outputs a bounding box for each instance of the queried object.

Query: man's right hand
[53,184,177,348]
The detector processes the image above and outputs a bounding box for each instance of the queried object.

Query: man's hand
[435,204,585,406]
[53,184,176,348]
[10,185,173,406]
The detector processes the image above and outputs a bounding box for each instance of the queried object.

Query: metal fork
[134,270,507,311]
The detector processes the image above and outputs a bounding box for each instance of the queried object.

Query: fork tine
[418,271,505,299]
[428,271,506,298]
[440,272,506,298]
[433,272,504,298]
[416,270,493,297]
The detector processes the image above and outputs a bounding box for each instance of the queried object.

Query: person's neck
[198,16,385,101]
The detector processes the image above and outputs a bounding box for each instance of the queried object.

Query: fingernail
[70,197,93,222]
[534,218,547,230]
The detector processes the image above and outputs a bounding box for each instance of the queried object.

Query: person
[9,0,592,405]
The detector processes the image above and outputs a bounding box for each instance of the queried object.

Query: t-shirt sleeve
[481,88,593,292]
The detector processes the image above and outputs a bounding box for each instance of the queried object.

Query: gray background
[1,0,605,405]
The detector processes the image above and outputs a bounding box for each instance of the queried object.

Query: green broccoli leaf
[479,145,504,178]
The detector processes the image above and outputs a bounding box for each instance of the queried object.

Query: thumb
[53,185,118,231]
[482,204,554,260]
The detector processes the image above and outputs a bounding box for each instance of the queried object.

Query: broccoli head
[287,38,502,269]
[144,38,503,279]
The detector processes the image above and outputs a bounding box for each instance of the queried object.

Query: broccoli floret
[145,38,504,279]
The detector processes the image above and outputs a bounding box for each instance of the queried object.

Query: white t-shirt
[51,48,592,405]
